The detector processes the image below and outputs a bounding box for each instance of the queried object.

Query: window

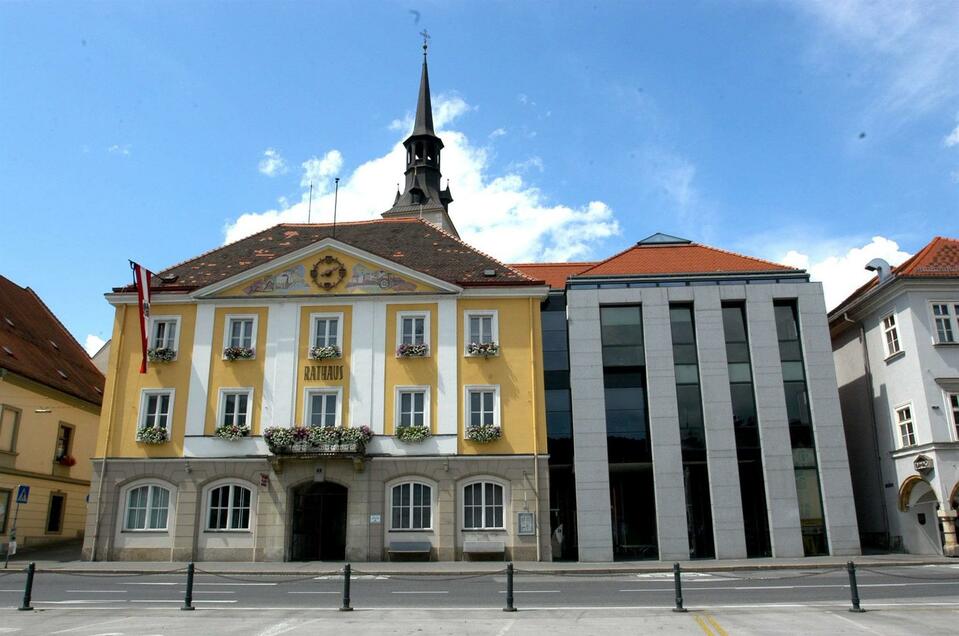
[54,423,73,460]
[124,484,171,531]
[466,386,499,429]
[463,481,504,529]
[311,313,342,348]
[881,313,901,357]
[465,310,499,347]
[396,387,429,428]
[150,316,180,352]
[206,484,252,531]
[305,388,341,428]
[224,315,257,350]
[931,303,958,344]
[600,305,645,366]
[0,489,10,534]
[896,404,916,447]
[391,482,432,530]
[397,312,429,347]
[950,394,959,440]
[0,405,21,453]
[219,389,252,428]
[45,493,65,534]
[139,390,174,431]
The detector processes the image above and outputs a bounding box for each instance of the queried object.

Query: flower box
[466,424,502,443]
[215,424,251,440]
[309,345,341,360]
[396,426,431,443]
[263,425,372,455]
[224,346,255,361]
[397,343,429,358]
[147,347,176,362]
[466,342,499,357]
[136,426,169,444]
[55,454,77,467]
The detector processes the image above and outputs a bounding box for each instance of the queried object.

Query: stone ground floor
[80,454,551,562]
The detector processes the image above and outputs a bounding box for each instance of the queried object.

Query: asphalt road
[0,564,957,610]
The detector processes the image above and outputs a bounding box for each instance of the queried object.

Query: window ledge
[884,350,906,363]
[933,341,959,347]
[203,529,252,534]
[461,528,507,533]
[0,450,19,457]
[121,530,170,534]
[388,528,435,533]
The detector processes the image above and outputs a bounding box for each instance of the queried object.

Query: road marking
[50,618,132,634]
[127,582,177,586]
[65,590,127,593]
[195,582,277,586]
[619,581,959,592]
[391,591,449,594]
[129,599,238,603]
[704,614,728,636]
[34,600,129,605]
[693,615,713,635]
[497,590,560,593]
[0,590,23,593]
[828,611,882,634]
[256,619,323,636]
[288,591,338,594]
[495,620,514,636]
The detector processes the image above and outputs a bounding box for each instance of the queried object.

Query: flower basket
[466,342,500,357]
[215,424,250,440]
[148,347,176,362]
[55,454,77,467]
[264,425,372,454]
[340,425,373,445]
[263,426,296,451]
[309,345,341,360]
[307,425,340,446]
[396,425,431,443]
[466,424,502,443]
[223,346,255,361]
[396,343,429,358]
[136,426,169,444]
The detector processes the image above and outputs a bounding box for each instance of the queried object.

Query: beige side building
[0,275,104,551]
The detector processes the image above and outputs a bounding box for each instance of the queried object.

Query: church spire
[382,33,458,237]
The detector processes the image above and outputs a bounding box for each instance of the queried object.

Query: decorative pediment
[195,238,460,299]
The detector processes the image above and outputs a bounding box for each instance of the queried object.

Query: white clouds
[799,1,959,116]
[945,118,959,147]
[258,148,288,177]
[300,151,343,189]
[223,96,619,263]
[506,156,544,174]
[84,334,106,356]
[778,236,912,310]
[107,144,131,156]
[489,128,507,139]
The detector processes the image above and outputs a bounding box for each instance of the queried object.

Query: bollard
[18,562,35,611]
[340,563,353,611]
[504,562,517,612]
[181,562,195,611]
[847,561,865,613]
[672,562,686,612]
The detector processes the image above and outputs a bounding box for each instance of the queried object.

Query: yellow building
[82,51,551,562]
[0,275,103,552]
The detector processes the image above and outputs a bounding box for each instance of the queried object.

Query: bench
[463,540,506,561]
[387,541,432,561]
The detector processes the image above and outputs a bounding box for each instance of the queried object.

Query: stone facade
[82,455,551,562]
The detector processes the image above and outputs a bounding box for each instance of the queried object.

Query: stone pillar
[939,510,959,557]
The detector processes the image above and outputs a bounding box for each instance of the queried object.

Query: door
[290,481,348,561]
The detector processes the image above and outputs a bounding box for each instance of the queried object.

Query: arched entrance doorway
[898,475,942,555]
[290,481,348,561]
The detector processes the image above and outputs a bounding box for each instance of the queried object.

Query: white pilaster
[262,302,298,429]
[349,302,373,428]
[184,304,215,436]
[436,297,458,435]
[371,302,387,434]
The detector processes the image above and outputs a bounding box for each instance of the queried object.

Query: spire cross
[420,29,430,56]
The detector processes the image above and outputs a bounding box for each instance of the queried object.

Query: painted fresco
[346,264,417,292]
[243,264,310,295]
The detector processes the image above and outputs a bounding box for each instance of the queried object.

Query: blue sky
[2,1,958,353]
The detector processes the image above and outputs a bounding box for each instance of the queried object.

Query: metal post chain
[18,562,34,611]
[340,563,353,611]
[181,562,195,611]
[847,561,864,613]
[504,562,517,612]
[672,562,686,613]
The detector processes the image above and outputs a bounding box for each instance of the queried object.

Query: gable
[210,245,447,298]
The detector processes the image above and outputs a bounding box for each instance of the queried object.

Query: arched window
[207,484,252,531]
[391,482,432,530]
[463,481,504,529]
[124,484,170,531]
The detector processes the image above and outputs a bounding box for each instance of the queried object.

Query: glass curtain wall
[721,303,772,557]
[542,293,578,560]
[774,300,828,556]
[600,305,658,560]
[669,304,715,559]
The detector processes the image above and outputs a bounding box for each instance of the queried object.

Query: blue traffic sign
[16,485,29,504]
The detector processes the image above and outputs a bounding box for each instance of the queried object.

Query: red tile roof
[578,242,797,277]
[831,236,959,315]
[509,262,596,289]
[117,219,542,293]
[0,276,104,406]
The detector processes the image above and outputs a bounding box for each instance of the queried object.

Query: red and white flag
[131,262,153,374]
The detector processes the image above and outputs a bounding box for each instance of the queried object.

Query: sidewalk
[4,550,955,575]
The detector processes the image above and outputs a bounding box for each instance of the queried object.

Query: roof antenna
[332,177,340,239]
[307,181,313,223]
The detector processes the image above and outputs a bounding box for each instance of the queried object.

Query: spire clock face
[310,255,347,291]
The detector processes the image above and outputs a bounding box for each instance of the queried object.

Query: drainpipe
[529,298,542,561]
[844,312,891,545]
[90,304,127,561]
